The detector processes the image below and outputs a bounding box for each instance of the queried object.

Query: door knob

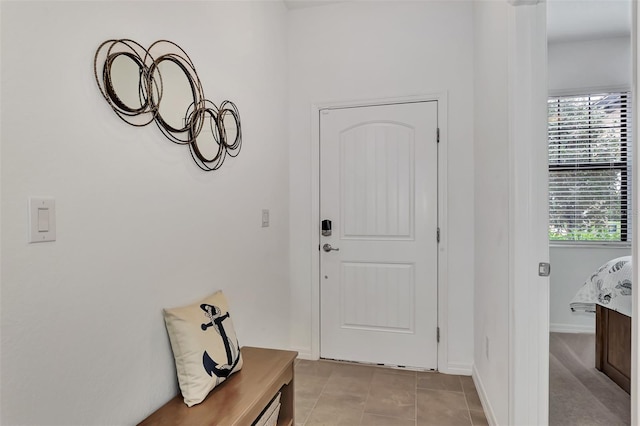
[323,243,340,252]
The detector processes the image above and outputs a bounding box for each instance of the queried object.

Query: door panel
[341,123,413,239]
[341,262,414,332]
[320,101,438,369]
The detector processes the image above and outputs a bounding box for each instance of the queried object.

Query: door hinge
[437,327,440,343]
[437,127,440,143]
[437,227,440,243]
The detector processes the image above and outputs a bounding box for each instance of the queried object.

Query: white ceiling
[547,0,631,43]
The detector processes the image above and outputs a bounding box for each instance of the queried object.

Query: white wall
[287,1,475,373]
[550,246,631,332]
[0,1,289,424]
[547,36,632,332]
[473,1,510,424]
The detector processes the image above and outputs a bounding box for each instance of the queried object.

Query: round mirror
[218,102,241,156]
[152,57,197,133]
[221,112,238,149]
[191,109,225,166]
[106,53,146,113]
[95,39,243,171]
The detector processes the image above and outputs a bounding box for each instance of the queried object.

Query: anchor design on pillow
[200,303,240,378]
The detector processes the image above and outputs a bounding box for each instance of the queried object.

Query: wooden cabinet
[139,347,297,426]
[596,305,630,394]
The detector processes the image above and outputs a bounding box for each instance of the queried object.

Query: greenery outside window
[548,92,632,242]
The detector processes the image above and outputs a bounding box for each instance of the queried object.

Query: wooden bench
[138,347,298,426]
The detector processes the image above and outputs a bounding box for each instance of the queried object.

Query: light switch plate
[29,198,56,243]
[262,209,269,227]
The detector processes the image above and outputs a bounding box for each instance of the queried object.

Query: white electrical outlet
[262,209,269,227]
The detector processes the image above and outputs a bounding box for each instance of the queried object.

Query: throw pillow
[163,290,243,406]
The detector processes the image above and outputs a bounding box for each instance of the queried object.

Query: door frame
[309,92,450,372]
[510,1,638,424]
[506,2,549,424]
[632,2,639,424]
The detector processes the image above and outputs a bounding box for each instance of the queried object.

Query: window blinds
[548,92,632,242]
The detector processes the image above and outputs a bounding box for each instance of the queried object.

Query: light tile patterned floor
[294,359,488,426]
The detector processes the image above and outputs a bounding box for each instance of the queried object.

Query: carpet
[549,332,629,426]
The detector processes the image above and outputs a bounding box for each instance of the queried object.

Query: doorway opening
[546,1,632,424]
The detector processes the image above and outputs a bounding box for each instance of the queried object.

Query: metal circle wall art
[94,39,242,171]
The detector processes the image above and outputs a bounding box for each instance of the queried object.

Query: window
[548,92,632,242]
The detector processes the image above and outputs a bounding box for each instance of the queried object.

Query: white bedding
[569,256,632,318]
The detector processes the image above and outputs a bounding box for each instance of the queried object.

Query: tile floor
[294,359,488,426]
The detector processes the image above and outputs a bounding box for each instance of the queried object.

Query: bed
[570,256,632,393]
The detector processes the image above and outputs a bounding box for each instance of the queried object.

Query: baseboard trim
[290,347,314,360]
[292,349,468,372]
[440,362,472,376]
[472,364,498,426]
[549,323,595,334]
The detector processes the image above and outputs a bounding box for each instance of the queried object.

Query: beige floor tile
[375,366,419,377]
[295,395,318,425]
[416,389,469,423]
[331,362,377,379]
[305,408,362,426]
[294,360,489,426]
[318,392,368,411]
[371,371,416,390]
[364,386,415,420]
[417,408,472,426]
[360,413,416,426]
[459,376,475,393]
[417,389,471,426]
[323,375,372,401]
[305,393,364,426]
[417,372,463,392]
[464,388,483,412]
[297,359,336,378]
[469,409,489,426]
[296,374,330,400]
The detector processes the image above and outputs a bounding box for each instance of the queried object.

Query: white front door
[319,101,439,369]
